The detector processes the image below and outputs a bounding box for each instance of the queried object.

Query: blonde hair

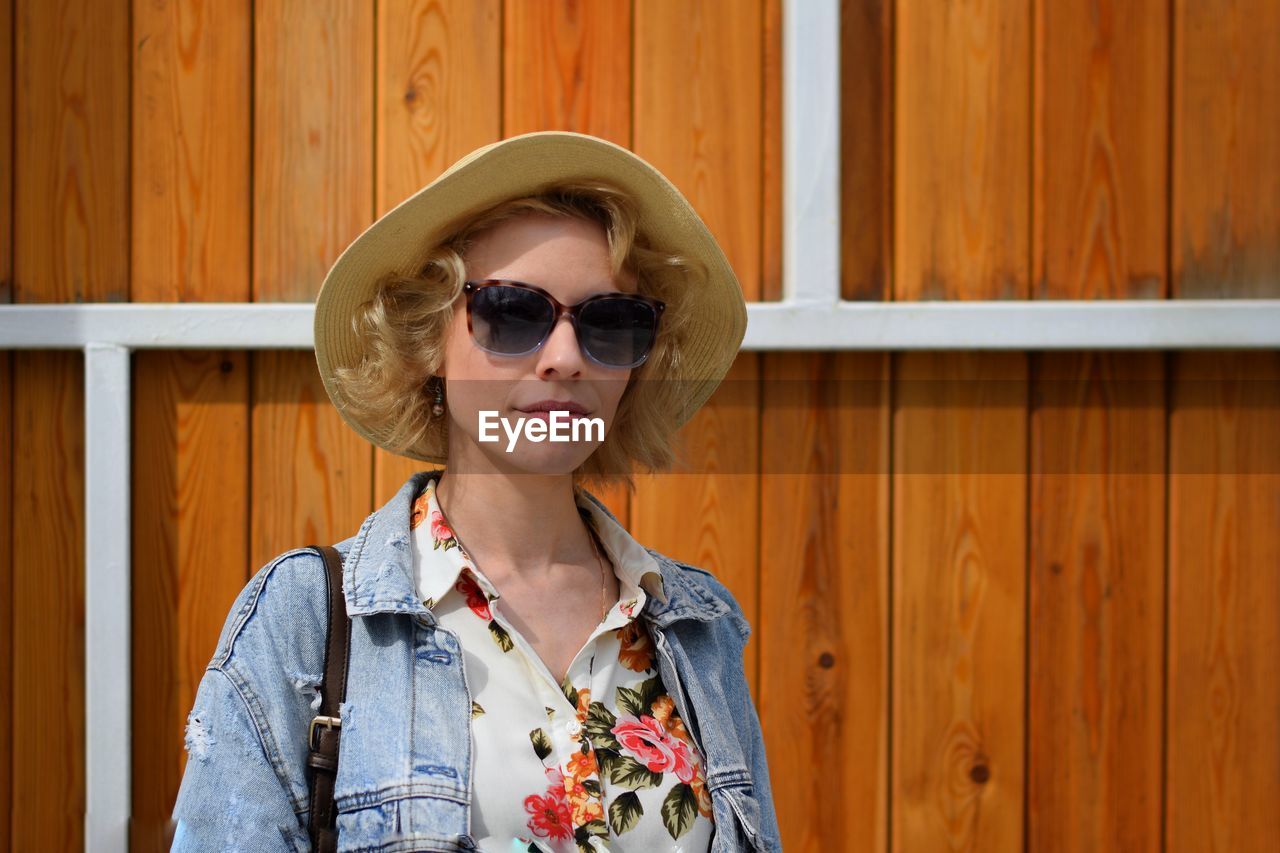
[330,180,706,493]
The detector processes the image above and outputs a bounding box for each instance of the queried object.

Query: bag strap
[305,544,351,853]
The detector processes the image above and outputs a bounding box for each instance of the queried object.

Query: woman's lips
[517,410,593,422]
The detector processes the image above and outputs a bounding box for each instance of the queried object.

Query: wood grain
[1172,0,1280,298]
[0,0,11,304]
[12,0,128,845]
[893,2,1030,847]
[892,352,1028,853]
[1167,352,1280,853]
[1168,3,1280,846]
[373,0,501,505]
[0,351,10,848]
[14,0,128,303]
[839,0,892,302]
[760,352,890,851]
[1028,1,1169,849]
[760,0,782,303]
[252,0,375,566]
[0,0,12,844]
[12,352,86,850]
[131,0,251,302]
[131,351,251,850]
[129,2,253,845]
[894,0,1029,303]
[1028,354,1166,853]
[503,0,630,145]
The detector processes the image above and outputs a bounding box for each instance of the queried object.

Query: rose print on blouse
[454,569,515,652]
[614,621,654,673]
[429,509,458,551]
[575,674,713,840]
[612,715,696,783]
[410,480,469,557]
[525,725,609,850]
[455,571,492,620]
[523,765,574,842]
[410,488,431,531]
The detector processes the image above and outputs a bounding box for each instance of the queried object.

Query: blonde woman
[171,132,778,852]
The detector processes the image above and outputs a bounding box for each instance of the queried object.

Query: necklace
[585,523,609,623]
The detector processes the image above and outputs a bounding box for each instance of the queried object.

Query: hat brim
[314,130,747,464]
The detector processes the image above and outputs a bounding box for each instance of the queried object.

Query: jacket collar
[339,469,731,627]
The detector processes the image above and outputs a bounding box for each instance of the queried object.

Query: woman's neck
[431,466,594,583]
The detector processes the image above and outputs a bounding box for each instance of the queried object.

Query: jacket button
[566,719,583,736]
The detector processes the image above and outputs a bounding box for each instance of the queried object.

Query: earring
[430,378,445,417]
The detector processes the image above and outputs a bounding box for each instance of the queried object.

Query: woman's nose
[534,314,585,377]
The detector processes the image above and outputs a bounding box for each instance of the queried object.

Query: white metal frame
[0,0,1278,849]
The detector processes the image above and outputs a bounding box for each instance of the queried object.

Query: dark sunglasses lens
[470,285,554,355]
[578,298,660,367]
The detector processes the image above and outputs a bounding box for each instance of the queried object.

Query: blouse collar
[409,472,668,612]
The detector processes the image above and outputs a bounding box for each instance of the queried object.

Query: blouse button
[566,719,583,736]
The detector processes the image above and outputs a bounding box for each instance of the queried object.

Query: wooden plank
[11,352,86,851]
[373,0,500,506]
[503,0,632,518]
[760,0,783,302]
[14,0,129,303]
[894,0,1028,303]
[0,0,13,841]
[631,0,763,696]
[252,0,375,566]
[891,353,1028,852]
[839,0,891,302]
[131,351,250,849]
[131,0,251,302]
[760,352,889,851]
[0,352,10,848]
[1170,4,1280,847]
[1027,356,1166,853]
[129,2,253,845]
[13,0,128,845]
[1027,1,1169,850]
[0,0,10,304]
[503,0,629,144]
[1167,353,1280,853]
[1171,0,1280,299]
[893,0,1029,848]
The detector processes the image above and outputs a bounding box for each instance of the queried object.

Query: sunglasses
[462,279,666,369]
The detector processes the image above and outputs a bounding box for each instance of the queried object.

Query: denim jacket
[170,470,780,851]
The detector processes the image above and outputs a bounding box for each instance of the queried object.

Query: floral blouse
[408,474,715,852]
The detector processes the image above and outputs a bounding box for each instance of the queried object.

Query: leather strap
[306,544,351,853]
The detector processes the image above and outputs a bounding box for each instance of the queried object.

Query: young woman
[170,131,778,852]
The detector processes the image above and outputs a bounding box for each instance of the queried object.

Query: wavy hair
[329,179,706,493]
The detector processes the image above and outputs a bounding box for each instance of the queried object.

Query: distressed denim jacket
[170,470,780,852]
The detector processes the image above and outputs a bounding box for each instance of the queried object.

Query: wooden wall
[0,1,1276,850]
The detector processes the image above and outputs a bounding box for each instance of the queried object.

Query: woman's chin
[487,442,599,477]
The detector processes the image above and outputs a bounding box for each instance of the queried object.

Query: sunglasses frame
[461,278,666,369]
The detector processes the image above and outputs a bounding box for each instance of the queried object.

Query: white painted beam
[2,300,1279,351]
[0,302,316,349]
[83,344,132,851]
[783,0,841,306]
[742,299,1280,350]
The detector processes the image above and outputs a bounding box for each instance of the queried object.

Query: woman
[170,131,778,852]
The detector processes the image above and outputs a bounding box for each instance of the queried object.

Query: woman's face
[439,213,635,476]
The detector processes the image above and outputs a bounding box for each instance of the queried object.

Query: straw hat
[313,130,746,463]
